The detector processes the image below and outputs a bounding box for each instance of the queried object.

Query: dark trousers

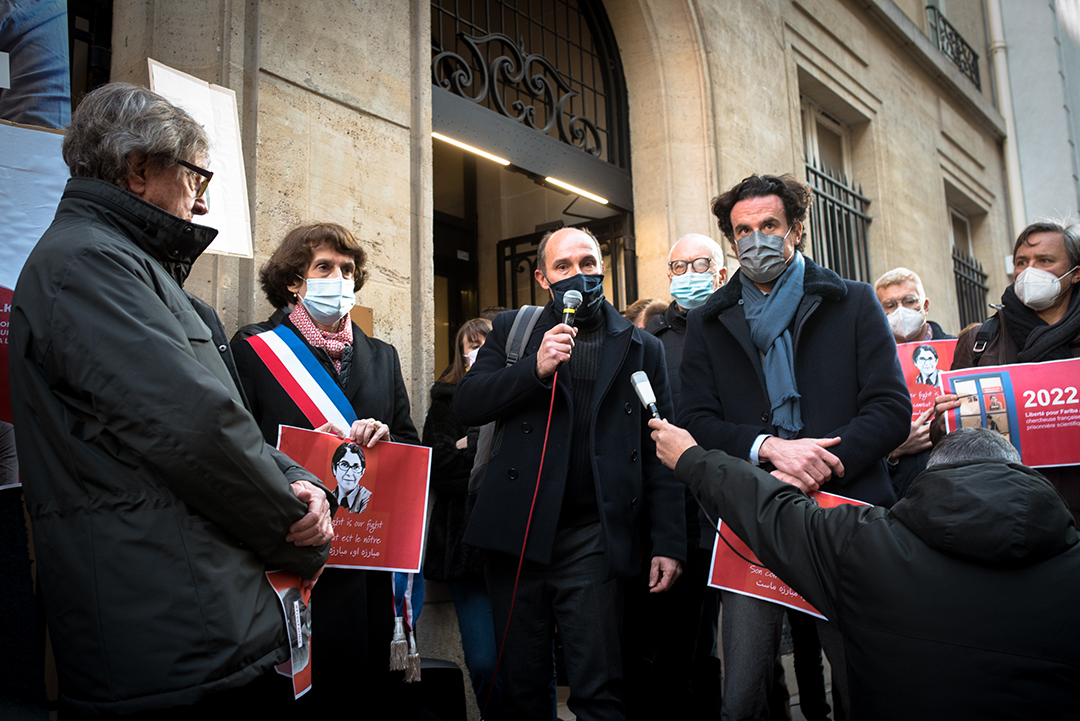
[624,546,718,720]
[485,522,625,721]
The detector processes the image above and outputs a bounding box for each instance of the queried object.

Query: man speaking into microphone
[454,227,686,720]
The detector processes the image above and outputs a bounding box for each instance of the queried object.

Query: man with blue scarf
[678,174,910,720]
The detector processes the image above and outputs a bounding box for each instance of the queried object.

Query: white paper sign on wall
[148,58,253,258]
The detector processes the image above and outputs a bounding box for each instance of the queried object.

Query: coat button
[630,449,638,462]
[762,411,769,422]
[508,468,519,480]
[521,422,532,434]
[738,298,744,305]
[624,403,633,414]
[218,344,228,352]
[630,497,638,509]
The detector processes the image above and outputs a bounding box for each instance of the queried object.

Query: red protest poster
[896,339,957,421]
[941,357,1080,468]
[266,570,312,699]
[708,491,869,620]
[277,425,431,572]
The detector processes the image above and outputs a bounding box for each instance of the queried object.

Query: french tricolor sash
[245,325,359,430]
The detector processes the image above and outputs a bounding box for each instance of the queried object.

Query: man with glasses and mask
[454,226,686,721]
[873,268,956,499]
[678,174,910,720]
[647,233,727,410]
[874,267,952,345]
[933,219,1080,522]
[621,232,727,719]
[9,83,335,717]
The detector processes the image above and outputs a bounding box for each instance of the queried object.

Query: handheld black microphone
[561,290,583,327]
[630,371,661,420]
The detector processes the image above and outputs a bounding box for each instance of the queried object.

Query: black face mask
[547,273,606,320]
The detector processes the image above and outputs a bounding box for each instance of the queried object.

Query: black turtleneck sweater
[559,309,605,528]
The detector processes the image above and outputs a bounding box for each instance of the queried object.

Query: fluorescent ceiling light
[544,177,609,205]
[431,132,510,166]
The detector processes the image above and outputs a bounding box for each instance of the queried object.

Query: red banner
[277,425,431,572]
[266,570,313,699]
[708,490,870,620]
[896,339,957,421]
[941,357,1080,468]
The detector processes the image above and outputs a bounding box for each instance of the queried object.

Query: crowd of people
[7,81,1080,720]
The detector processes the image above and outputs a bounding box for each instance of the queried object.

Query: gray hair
[874,267,926,299]
[927,428,1021,467]
[1013,218,1080,268]
[62,82,209,187]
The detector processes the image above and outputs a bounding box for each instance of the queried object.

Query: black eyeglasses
[668,257,714,275]
[175,158,213,199]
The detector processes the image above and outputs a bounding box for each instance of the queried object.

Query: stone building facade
[93,0,1021,715]
[101,0,1017,407]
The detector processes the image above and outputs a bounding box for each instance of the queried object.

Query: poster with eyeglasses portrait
[941,358,1080,468]
[277,425,431,572]
[896,339,957,421]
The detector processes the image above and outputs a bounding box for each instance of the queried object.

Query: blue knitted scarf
[740,252,806,438]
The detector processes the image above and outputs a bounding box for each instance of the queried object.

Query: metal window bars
[805,159,872,283]
[952,246,989,329]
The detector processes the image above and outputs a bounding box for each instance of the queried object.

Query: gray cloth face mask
[736,229,791,284]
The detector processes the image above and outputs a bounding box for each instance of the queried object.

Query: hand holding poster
[941,357,1080,468]
[896,339,957,421]
[277,426,431,572]
[708,491,869,620]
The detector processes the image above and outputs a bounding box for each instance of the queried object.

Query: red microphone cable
[482,368,561,718]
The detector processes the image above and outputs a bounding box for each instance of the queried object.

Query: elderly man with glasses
[872,268,956,500]
[9,82,335,718]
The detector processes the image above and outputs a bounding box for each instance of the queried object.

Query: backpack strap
[971,315,1000,365]
[504,305,543,367]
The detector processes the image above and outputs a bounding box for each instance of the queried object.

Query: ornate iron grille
[431,0,627,167]
[926,6,980,90]
[805,160,872,283]
[952,247,989,328]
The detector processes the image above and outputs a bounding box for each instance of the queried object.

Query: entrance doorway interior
[432,140,630,378]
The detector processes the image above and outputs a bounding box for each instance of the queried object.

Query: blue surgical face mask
[301,277,355,326]
[669,270,717,309]
[547,273,606,320]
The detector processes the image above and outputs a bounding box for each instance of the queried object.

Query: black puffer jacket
[677,446,1080,720]
[422,381,484,581]
[10,178,331,715]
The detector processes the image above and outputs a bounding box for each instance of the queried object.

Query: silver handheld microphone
[561,290,583,327]
[630,371,661,420]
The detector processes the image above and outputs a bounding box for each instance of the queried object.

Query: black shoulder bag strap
[467,306,544,494]
[970,315,1000,366]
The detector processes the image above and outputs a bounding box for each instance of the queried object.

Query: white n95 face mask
[302,277,356,325]
[1014,266,1078,311]
[888,306,926,341]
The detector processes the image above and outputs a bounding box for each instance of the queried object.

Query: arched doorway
[429,0,633,374]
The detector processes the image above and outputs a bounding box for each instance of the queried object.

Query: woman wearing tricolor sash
[231,223,420,712]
